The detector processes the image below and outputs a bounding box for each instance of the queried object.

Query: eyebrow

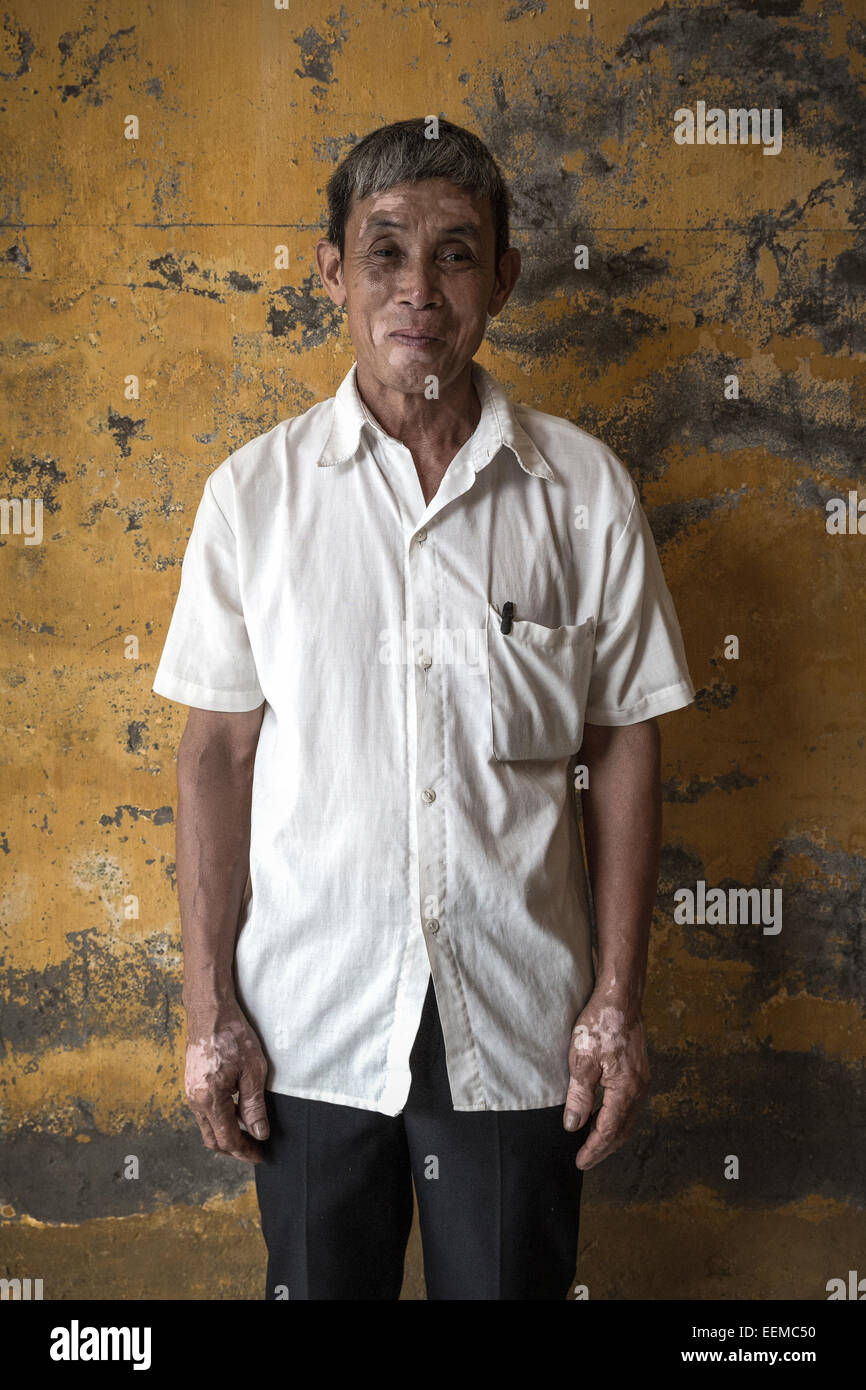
[361,216,482,242]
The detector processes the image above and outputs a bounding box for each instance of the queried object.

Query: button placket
[411,529,447,960]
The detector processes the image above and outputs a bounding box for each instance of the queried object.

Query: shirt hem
[264,1080,570,1114]
[152,671,265,711]
[584,679,695,726]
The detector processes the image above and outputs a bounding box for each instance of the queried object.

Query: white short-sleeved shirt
[153,359,695,1114]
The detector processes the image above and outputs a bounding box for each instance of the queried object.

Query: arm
[177,702,270,1163]
[564,717,660,1169]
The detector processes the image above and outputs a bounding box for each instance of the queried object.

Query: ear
[488,246,521,317]
[315,238,347,307]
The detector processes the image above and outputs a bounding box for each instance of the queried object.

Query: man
[152,117,695,1301]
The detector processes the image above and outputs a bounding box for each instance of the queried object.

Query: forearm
[176,735,256,1011]
[580,719,662,1023]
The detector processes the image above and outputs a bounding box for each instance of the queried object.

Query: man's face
[316,178,520,395]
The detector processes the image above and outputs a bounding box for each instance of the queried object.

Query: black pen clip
[500,601,514,634]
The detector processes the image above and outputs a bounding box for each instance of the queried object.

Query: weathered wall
[1,0,864,1300]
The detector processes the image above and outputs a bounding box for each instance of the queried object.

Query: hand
[184,998,270,1163]
[563,997,650,1171]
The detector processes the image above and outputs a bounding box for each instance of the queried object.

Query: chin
[380,355,438,380]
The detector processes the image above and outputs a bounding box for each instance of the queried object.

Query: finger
[576,1117,638,1172]
[192,1110,219,1152]
[207,1089,261,1163]
[237,1068,269,1142]
[575,1086,640,1169]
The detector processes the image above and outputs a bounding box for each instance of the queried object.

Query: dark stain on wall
[226,271,262,294]
[2,240,30,271]
[0,1123,251,1224]
[0,16,35,80]
[267,273,343,348]
[1,927,181,1059]
[590,1048,866,1205]
[57,23,137,104]
[294,8,350,92]
[647,491,747,548]
[107,408,148,458]
[659,838,866,1001]
[662,766,761,803]
[692,678,738,712]
[0,454,66,513]
[98,804,174,828]
[143,253,224,301]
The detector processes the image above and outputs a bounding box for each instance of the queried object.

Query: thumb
[237,1062,270,1141]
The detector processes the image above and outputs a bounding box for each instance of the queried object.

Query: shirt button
[421,787,436,804]
[426,918,440,934]
[417,528,427,544]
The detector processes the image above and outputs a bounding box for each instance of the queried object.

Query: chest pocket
[485,602,596,762]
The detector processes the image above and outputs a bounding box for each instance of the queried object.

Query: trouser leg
[404,976,591,1300]
[254,1089,413,1300]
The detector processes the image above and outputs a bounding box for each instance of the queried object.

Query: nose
[395,250,443,309]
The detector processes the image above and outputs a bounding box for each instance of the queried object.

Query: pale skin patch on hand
[564,1002,650,1171]
[571,1005,629,1053]
[185,1015,270,1163]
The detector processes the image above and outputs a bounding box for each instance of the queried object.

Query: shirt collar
[316,359,554,481]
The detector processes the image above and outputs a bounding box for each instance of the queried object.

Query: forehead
[348,179,492,238]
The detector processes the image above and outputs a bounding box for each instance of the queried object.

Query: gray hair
[324,117,512,266]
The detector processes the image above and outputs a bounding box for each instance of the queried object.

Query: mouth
[388,331,442,346]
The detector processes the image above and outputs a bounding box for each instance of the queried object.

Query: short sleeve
[584,484,695,725]
[152,476,265,712]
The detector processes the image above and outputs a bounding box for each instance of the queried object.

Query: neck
[355,360,482,458]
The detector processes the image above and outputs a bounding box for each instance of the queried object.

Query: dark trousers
[254,976,590,1300]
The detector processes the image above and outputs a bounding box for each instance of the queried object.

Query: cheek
[352,266,391,298]
[449,296,486,333]
[347,291,389,337]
